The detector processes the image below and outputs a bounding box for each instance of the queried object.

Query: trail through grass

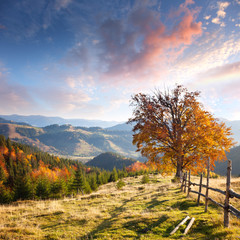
[0,174,239,239]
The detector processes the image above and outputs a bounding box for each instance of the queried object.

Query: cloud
[174,31,240,85]
[196,61,240,85]
[0,69,34,114]
[212,1,230,26]
[67,0,202,87]
[204,15,211,20]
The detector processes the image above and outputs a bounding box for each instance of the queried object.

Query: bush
[116,179,125,190]
[141,174,150,184]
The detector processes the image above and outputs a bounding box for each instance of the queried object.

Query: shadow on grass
[80,191,170,239]
[171,199,197,210]
[123,215,169,239]
[146,198,169,209]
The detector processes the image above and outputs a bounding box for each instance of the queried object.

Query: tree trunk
[176,160,183,178]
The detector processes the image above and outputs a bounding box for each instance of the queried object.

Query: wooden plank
[197,174,203,206]
[224,159,232,228]
[229,205,240,218]
[189,190,206,198]
[229,210,240,219]
[200,184,226,195]
[181,172,185,192]
[208,197,225,209]
[208,187,226,195]
[183,217,195,235]
[184,172,187,193]
[170,216,190,235]
[229,189,240,199]
[205,158,210,212]
[187,170,191,198]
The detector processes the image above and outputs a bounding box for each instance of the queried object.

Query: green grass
[0,175,240,239]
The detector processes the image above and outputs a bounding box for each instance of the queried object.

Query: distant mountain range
[0,114,122,128]
[0,120,138,160]
[0,114,240,175]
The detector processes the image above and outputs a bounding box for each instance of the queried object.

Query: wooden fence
[181,159,240,227]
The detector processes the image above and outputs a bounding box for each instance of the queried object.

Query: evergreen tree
[110,167,118,182]
[0,165,6,183]
[72,169,86,194]
[0,184,12,203]
[0,135,6,147]
[35,178,50,199]
[89,173,98,191]
[6,138,12,151]
[14,175,34,200]
[84,180,92,194]
[50,179,67,198]
[96,172,103,185]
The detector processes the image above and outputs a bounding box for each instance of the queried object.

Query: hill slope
[86,152,136,170]
[214,145,240,176]
[1,175,240,239]
[0,122,138,159]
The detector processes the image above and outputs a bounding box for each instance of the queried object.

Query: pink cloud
[0,72,34,114]
[197,61,240,83]
[96,0,202,85]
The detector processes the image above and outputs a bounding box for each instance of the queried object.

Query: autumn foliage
[128,85,235,177]
[0,135,149,203]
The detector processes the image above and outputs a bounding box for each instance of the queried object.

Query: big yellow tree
[128,85,235,177]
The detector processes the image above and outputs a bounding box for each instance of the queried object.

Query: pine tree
[35,178,50,199]
[89,173,98,191]
[14,175,34,200]
[110,167,118,182]
[0,135,6,147]
[72,168,86,194]
[0,165,6,183]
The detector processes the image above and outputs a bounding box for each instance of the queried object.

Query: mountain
[214,145,240,176]
[0,114,121,128]
[0,122,138,160]
[86,152,136,170]
[105,123,133,131]
[224,119,240,144]
[0,117,31,126]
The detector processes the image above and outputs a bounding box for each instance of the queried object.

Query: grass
[0,174,240,239]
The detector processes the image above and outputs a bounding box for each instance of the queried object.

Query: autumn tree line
[0,135,149,204]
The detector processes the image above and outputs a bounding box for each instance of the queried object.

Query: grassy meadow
[0,174,240,240]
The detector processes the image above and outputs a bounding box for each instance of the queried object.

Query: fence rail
[181,159,240,227]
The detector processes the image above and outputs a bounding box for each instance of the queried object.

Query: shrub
[141,174,149,184]
[116,179,125,190]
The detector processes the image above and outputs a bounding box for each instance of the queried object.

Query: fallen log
[170,216,190,235]
[183,217,195,235]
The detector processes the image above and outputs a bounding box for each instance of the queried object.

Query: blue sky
[0,0,240,121]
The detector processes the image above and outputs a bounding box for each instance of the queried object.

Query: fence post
[224,159,232,228]
[184,172,187,193]
[205,158,210,212]
[197,173,203,206]
[187,170,191,197]
[181,172,185,192]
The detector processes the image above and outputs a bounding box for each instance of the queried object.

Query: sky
[0,0,240,122]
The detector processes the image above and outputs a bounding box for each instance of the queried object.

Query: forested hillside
[86,152,137,170]
[0,135,136,203]
[0,122,138,160]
